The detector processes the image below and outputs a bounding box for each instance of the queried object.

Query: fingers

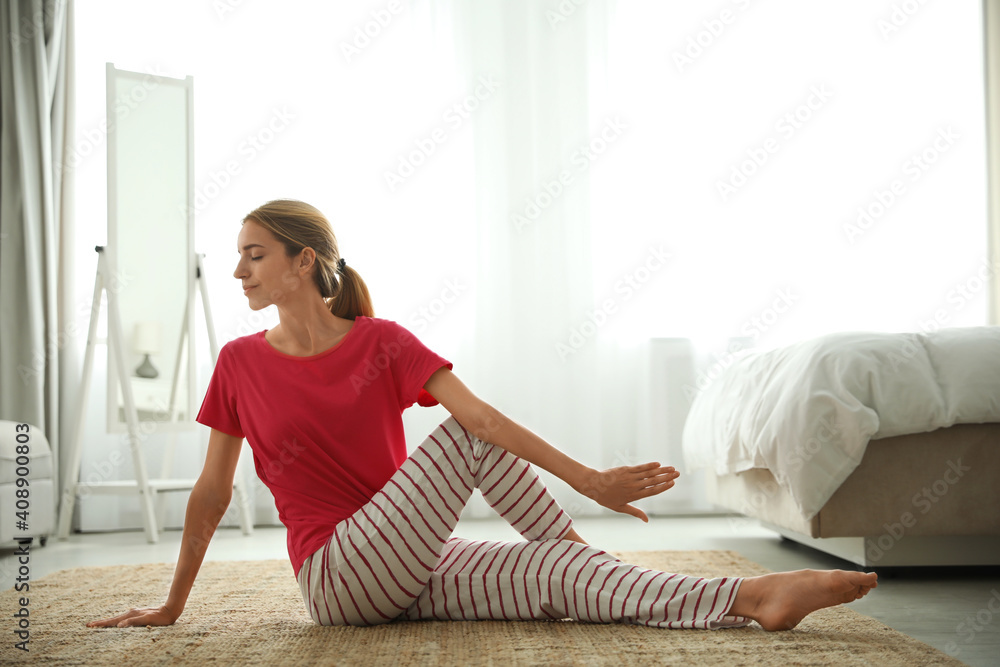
[628,469,680,494]
[618,469,682,505]
[87,611,135,628]
[631,482,673,501]
[118,615,147,628]
[87,608,156,628]
[589,465,681,516]
[642,469,680,484]
[628,463,676,475]
[622,504,649,522]
[606,464,678,488]
[627,465,678,484]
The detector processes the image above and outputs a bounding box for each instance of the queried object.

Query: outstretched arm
[87,428,242,628]
[423,367,679,522]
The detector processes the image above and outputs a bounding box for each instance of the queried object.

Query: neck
[272,297,348,355]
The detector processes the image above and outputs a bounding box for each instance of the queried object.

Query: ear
[297,247,316,275]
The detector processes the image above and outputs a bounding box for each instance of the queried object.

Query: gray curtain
[0,0,74,494]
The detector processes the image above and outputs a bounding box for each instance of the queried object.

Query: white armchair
[0,421,54,547]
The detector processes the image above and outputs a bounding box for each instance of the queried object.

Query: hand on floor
[87,604,179,628]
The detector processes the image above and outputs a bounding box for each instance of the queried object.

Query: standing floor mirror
[105,63,196,433]
[57,63,253,544]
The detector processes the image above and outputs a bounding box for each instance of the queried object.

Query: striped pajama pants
[297,417,750,629]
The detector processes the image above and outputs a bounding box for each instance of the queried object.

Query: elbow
[192,478,232,517]
[469,402,509,445]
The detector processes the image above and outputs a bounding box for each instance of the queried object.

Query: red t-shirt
[195,316,452,575]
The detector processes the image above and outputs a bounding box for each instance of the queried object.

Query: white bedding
[682,326,1000,519]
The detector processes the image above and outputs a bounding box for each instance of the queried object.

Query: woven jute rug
[0,550,961,666]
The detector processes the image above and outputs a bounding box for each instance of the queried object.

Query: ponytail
[326,262,374,320]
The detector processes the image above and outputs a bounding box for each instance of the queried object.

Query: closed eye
[251,256,262,261]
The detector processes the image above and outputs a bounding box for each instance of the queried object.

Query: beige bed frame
[707,422,1000,567]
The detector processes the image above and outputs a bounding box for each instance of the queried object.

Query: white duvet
[682,326,1000,519]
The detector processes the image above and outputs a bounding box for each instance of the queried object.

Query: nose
[234,258,248,280]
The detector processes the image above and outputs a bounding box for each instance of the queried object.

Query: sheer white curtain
[445,0,990,516]
[589,0,987,346]
[439,1,706,516]
[437,1,622,517]
[589,0,987,513]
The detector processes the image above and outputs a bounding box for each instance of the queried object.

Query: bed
[682,326,1000,567]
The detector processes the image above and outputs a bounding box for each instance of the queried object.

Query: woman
[88,199,876,631]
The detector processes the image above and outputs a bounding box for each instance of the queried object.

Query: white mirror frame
[105,63,196,433]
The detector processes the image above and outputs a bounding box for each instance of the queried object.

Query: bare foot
[730,569,878,631]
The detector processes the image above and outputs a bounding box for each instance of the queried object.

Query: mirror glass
[105,64,196,432]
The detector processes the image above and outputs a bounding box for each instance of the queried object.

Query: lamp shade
[133,321,162,355]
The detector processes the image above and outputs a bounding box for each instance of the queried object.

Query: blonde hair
[243,199,374,320]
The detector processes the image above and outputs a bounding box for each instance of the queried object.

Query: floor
[3,515,998,667]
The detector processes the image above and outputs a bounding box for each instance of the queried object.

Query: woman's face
[233,220,309,311]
